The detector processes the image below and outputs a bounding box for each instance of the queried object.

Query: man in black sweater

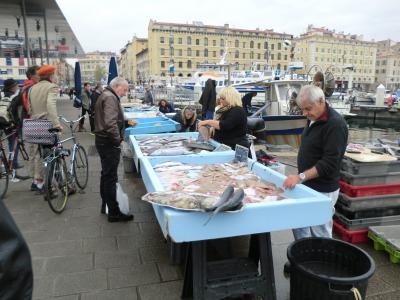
[283,85,348,239]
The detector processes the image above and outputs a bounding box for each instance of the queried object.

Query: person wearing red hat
[28,64,62,191]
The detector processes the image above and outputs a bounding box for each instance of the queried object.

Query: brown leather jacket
[94,87,124,145]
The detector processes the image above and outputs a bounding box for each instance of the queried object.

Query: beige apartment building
[147,20,293,80]
[119,37,148,83]
[294,25,377,91]
[136,48,149,84]
[375,40,400,91]
[79,51,115,83]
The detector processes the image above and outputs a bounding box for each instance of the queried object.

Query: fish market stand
[128,132,234,173]
[139,154,332,299]
[124,118,181,136]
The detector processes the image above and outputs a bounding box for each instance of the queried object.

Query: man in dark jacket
[283,85,348,239]
[94,77,133,222]
[199,79,216,119]
[0,200,33,299]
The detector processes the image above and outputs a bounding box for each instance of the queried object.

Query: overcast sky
[57,0,399,54]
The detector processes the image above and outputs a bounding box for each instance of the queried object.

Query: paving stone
[376,264,400,288]
[95,251,141,269]
[30,240,83,258]
[32,257,46,277]
[33,275,55,299]
[271,230,294,245]
[157,262,183,281]
[101,222,140,237]
[139,245,170,263]
[59,222,101,240]
[107,264,160,289]
[366,291,400,300]
[83,237,117,253]
[42,295,80,300]
[72,206,102,218]
[117,234,164,251]
[44,254,93,274]
[54,269,108,296]
[366,273,396,297]
[23,230,61,243]
[137,280,183,300]
[81,287,138,300]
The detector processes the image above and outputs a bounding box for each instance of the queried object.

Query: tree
[94,65,106,82]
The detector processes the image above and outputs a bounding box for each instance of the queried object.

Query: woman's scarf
[214,105,232,121]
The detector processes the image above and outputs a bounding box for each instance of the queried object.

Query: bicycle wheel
[0,156,9,200]
[45,157,69,214]
[73,145,89,189]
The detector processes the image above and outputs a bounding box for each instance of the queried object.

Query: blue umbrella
[74,61,82,99]
[107,56,118,84]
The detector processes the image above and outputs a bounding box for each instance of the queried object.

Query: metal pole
[20,0,30,67]
[43,9,49,64]
[39,37,44,65]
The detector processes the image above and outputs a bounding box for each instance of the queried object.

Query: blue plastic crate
[139,154,332,243]
[125,119,181,136]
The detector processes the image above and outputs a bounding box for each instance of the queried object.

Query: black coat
[0,200,33,299]
[198,79,216,113]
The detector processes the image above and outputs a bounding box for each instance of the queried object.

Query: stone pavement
[3,98,400,300]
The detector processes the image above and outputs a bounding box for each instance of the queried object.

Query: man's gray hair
[296,85,325,105]
[109,77,128,87]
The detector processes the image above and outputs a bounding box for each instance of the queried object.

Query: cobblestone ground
[3,98,400,299]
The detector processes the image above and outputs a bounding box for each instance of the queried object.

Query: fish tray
[340,170,400,186]
[139,153,332,243]
[125,118,181,136]
[368,225,400,264]
[338,192,400,210]
[335,200,400,219]
[129,132,234,173]
[339,180,400,197]
[341,157,400,175]
[334,211,400,231]
[333,219,369,244]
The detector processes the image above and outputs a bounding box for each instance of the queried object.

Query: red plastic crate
[339,180,400,197]
[333,219,369,244]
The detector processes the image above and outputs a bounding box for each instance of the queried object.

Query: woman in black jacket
[172,106,197,132]
[198,86,248,150]
[198,78,216,119]
[158,99,174,114]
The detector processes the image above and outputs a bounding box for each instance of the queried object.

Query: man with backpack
[89,83,103,132]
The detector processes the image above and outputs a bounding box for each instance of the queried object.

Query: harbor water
[347,118,400,144]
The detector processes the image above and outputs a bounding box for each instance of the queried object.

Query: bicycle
[0,127,30,199]
[43,115,89,213]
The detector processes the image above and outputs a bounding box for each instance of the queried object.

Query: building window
[178,37,182,44]
[161,61,165,68]
[196,50,200,57]
[257,53,261,59]
[204,37,208,46]
[257,43,261,49]
[213,51,216,57]
[271,44,274,50]
[204,48,208,57]
[277,53,281,60]
[220,39,224,47]
[235,50,239,58]
[270,54,274,60]
[161,72,165,77]
[160,36,165,43]
[187,60,192,68]
[178,61,183,68]
[178,49,182,56]
[243,42,246,48]
[284,54,287,60]
[250,41,254,48]
[277,43,281,50]
[321,48,325,53]
[160,48,165,55]
[242,53,246,59]
[264,42,268,49]
[220,49,224,56]
[170,47,174,56]
[19,69,26,75]
[187,48,192,56]
[264,52,268,59]
[196,39,200,45]
[250,51,254,59]
[187,36,191,45]
[213,40,216,46]
[235,40,239,48]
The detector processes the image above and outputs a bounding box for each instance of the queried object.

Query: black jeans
[96,142,121,215]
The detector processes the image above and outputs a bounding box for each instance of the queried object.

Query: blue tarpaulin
[74,61,82,98]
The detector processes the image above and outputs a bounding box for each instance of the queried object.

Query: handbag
[22,119,56,145]
[73,96,82,108]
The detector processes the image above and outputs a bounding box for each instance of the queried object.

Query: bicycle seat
[48,128,61,133]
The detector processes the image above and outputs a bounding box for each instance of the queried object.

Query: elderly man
[94,77,133,222]
[28,64,61,191]
[283,85,348,239]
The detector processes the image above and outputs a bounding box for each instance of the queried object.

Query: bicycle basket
[22,119,57,145]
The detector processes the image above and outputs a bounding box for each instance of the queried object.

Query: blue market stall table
[128,132,234,173]
[139,154,332,299]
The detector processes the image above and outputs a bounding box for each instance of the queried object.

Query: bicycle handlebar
[59,115,86,124]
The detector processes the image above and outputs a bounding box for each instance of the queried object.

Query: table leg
[259,233,277,300]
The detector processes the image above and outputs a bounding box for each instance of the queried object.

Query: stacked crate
[333,157,400,244]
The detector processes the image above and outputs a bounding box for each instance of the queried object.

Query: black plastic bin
[287,237,375,300]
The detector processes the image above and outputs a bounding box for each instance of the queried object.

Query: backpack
[8,86,32,127]
[0,96,12,127]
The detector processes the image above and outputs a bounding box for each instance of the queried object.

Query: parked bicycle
[43,116,89,213]
[0,127,30,199]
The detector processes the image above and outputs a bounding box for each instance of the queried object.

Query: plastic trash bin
[287,237,375,300]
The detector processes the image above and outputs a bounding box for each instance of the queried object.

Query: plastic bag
[106,183,130,214]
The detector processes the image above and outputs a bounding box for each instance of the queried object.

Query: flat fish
[149,147,191,156]
[142,191,218,211]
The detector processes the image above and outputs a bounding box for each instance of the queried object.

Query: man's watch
[298,172,306,182]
